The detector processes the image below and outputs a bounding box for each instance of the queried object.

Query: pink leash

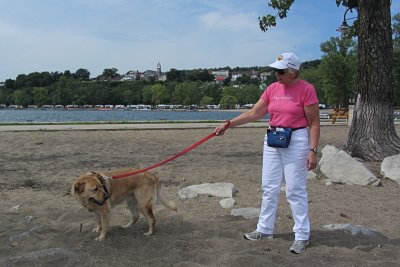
[112,131,217,179]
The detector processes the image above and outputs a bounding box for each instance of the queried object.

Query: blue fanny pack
[266,127,293,148]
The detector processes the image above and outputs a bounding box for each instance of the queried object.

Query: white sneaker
[289,240,309,254]
[243,231,273,241]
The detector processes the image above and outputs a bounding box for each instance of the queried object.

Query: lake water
[0,109,247,123]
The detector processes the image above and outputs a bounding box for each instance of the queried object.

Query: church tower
[157,62,161,77]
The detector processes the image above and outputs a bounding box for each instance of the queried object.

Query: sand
[0,125,399,266]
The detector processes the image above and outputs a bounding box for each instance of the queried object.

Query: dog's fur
[71,168,177,241]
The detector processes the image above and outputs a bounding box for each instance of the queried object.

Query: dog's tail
[155,177,177,212]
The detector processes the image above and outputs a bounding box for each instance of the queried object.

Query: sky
[0,0,399,82]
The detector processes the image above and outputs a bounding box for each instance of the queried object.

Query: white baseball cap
[268,52,302,70]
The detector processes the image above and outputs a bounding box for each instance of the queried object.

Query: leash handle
[112,131,217,179]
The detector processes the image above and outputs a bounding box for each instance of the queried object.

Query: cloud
[198,11,258,32]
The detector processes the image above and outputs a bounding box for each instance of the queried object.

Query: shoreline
[0,120,354,132]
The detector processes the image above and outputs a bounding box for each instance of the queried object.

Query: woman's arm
[304,103,320,170]
[215,98,268,135]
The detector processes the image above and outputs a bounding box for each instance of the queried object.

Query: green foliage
[14,90,30,107]
[394,13,400,47]
[173,81,202,106]
[142,85,153,105]
[299,67,325,102]
[5,79,15,89]
[259,0,295,32]
[200,96,213,106]
[33,87,48,107]
[99,68,120,80]
[319,37,357,107]
[0,90,6,104]
[219,95,238,109]
[151,84,167,105]
[200,83,222,104]
[74,68,90,81]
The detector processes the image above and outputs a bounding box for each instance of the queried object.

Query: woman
[215,52,320,254]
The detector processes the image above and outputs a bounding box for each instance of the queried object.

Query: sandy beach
[1,125,399,266]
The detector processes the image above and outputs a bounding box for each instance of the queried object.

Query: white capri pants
[256,128,310,240]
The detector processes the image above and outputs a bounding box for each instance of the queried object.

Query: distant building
[121,70,141,81]
[231,70,260,82]
[260,71,273,81]
[210,69,230,83]
[122,62,166,82]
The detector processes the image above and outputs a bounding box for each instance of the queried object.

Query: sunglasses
[274,69,288,75]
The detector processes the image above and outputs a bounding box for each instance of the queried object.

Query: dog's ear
[74,182,85,194]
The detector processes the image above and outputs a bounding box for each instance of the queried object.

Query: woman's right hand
[215,120,231,136]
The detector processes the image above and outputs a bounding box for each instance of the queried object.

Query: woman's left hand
[307,152,318,170]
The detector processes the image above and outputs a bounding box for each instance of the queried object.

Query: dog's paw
[95,235,105,241]
[92,227,101,233]
[143,231,153,236]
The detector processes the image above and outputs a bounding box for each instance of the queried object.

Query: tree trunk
[344,0,400,161]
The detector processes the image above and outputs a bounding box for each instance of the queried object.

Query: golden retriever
[71,168,177,241]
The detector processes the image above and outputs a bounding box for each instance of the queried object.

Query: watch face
[311,148,318,153]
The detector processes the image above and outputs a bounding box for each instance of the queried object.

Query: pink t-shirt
[260,80,318,128]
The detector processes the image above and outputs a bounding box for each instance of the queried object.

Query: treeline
[0,68,270,109]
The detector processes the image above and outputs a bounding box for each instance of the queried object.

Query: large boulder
[381,154,400,184]
[319,145,380,186]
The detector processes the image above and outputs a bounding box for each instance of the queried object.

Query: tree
[200,96,213,106]
[4,79,15,90]
[74,68,90,81]
[33,87,48,107]
[299,67,325,103]
[173,81,202,106]
[14,90,29,107]
[259,0,400,161]
[219,95,238,109]
[239,85,263,104]
[99,68,120,80]
[201,83,222,104]
[151,84,167,105]
[393,13,400,106]
[0,90,6,104]
[346,0,399,160]
[319,37,357,107]
[54,77,72,105]
[142,85,153,105]
[166,68,184,83]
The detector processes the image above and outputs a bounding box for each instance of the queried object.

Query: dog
[71,168,177,241]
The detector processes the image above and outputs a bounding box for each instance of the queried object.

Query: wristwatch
[310,148,318,153]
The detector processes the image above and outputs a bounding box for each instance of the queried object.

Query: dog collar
[89,173,110,206]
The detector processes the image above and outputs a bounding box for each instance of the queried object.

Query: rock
[10,205,21,212]
[307,171,317,180]
[323,223,379,237]
[231,208,260,219]
[381,154,400,184]
[219,198,235,209]
[319,145,380,186]
[9,225,49,246]
[178,182,237,199]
